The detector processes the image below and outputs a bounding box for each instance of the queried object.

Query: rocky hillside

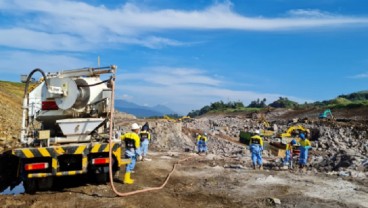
[0,81,24,152]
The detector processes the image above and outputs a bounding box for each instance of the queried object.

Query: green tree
[268,97,298,108]
[247,98,267,108]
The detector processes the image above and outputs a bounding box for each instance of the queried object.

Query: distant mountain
[115,100,177,117]
[152,104,177,115]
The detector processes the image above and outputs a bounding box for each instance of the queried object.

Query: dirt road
[1,151,367,208]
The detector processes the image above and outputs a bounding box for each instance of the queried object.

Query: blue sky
[1,0,368,114]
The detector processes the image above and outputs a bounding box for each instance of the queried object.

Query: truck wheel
[92,167,108,184]
[37,177,53,191]
[95,173,108,184]
[24,179,37,194]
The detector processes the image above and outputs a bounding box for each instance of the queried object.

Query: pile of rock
[207,135,246,157]
[185,116,261,140]
[307,126,368,176]
[150,121,195,152]
[116,114,367,178]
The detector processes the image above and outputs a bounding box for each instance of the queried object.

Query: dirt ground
[1,151,367,208]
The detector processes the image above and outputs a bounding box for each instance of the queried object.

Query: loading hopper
[56,118,105,136]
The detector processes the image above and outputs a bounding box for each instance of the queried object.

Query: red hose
[107,73,196,196]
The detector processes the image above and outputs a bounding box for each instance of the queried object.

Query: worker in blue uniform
[299,133,311,169]
[283,139,297,167]
[249,130,264,170]
[196,132,208,153]
[139,129,151,161]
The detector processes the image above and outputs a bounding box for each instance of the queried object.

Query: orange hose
[107,73,196,197]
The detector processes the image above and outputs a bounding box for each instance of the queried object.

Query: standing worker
[196,132,208,154]
[298,133,311,170]
[249,130,264,170]
[283,139,297,168]
[120,123,142,184]
[141,122,150,131]
[139,126,151,161]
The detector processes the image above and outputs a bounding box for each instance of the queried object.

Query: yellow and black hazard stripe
[28,173,51,178]
[55,170,85,176]
[90,143,122,166]
[12,145,88,159]
[90,143,120,153]
[27,170,87,178]
[12,148,51,158]
[12,143,119,158]
[12,143,122,178]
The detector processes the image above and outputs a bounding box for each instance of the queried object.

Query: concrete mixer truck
[0,65,126,193]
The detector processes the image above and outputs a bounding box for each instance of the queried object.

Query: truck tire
[93,168,119,184]
[95,174,108,184]
[24,178,37,194]
[87,165,108,184]
[89,157,117,184]
[37,177,53,191]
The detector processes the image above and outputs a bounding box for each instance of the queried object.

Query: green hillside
[188,91,368,117]
[0,81,25,141]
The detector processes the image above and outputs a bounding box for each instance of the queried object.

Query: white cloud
[348,72,368,79]
[0,28,91,51]
[287,9,334,18]
[121,94,133,100]
[0,51,91,74]
[0,1,368,51]
[110,36,186,49]
[117,67,222,86]
[115,66,310,114]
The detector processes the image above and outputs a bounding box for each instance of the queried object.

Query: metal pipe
[60,65,116,78]
[21,68,48,145]
[20,97,28,145]
[50,136,91,144]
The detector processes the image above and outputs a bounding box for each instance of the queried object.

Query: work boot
[252,164,256,170]
[259,165,263,170]
[144,157,152,161]
[124,172,134,184]
[299,164,306,173]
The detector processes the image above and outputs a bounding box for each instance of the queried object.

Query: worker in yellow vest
[283,139,297,167]
[196,132,208,153]
[299,133,311,169]
[249,130,264,170]
[139,129,151,161]
[120,123,141,184]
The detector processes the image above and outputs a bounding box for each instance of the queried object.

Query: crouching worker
[283,139,297,168]
[249,130,264,170]
[299,133,311,169]
[196,133,208,154]
[120,123,142,184]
